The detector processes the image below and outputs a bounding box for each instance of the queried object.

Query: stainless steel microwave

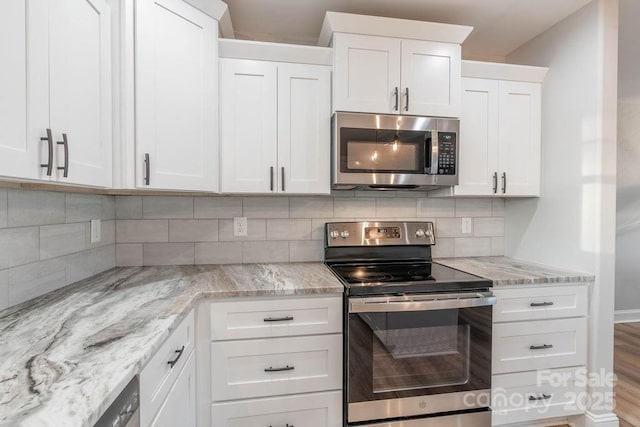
[332,112,460,190]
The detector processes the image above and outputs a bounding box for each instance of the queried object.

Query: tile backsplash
[115,192,505,266]
[0,189,116,311]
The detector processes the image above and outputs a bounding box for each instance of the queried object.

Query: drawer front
[140,310,195,426]
[211,334,342,401]
[210,296,342,340]
[493,285,588,323]
[493,318,586,374]
[211,391,342,427]
[492,367,586,425]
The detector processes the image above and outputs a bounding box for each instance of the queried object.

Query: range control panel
[437,132,456,175]
[326,221,435,247]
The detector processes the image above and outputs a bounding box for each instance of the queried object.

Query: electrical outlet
[90,219,101,243]
[461,217,472,234]
[233,217,248,237]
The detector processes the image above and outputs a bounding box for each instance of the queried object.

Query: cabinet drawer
[140,310,195,426]
[211,391,342,427]
[493,318,586,374]
[211,334,342,401]
[493,285,588,322]
[492,367,586,425]
[210,296,342,340]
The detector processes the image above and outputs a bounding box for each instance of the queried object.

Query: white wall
[505,0,618,422]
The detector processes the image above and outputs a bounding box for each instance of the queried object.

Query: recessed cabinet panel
[456,78,500,195]
[136,0,218,191]
[401,40,461,117]
[499,81,542,196]
[49,0,112,187]
[333,33,401,114]
[220,59,278,193]
[277,64,331,194]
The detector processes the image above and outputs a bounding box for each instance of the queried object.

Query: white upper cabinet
[400,40,461,117]
[498,81,542,196]
[432,61,547,198]
[136,0,218,191]
[220,49,331,195]
[0,0,111,186]
[220,59,278,193]
[333,34,401,115]
[277,63,331,194]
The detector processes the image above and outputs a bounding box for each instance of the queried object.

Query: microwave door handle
[429,130,439,175]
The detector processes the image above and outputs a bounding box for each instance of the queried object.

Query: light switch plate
[90,219,101,243]
[233,217,248,237]
[461,217,472,234]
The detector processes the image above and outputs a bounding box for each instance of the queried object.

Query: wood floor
[615,322,640,427]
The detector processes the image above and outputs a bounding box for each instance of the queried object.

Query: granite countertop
[0,263,343,427]
[436,256,595,286]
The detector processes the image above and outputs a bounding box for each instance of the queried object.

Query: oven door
[347,292,494,424]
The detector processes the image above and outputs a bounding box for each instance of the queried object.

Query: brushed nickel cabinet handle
[264,365,294,372]
[281,167,285,192]
[167,345,185,368]
[40,128,53,176]
[393,87,399,111]
[530,302,554,307]
[404,87,409,111]
[529,394,552,401]
[144,153,150,186]
[529,344,553,350]
[270,166,274,191]
[57,133,69,178]
[502,172,507,194]
[493,172,498,194]
[263,316,294,322]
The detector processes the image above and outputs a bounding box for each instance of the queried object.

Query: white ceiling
[224,0,592,61]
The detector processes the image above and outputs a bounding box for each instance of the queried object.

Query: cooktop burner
[327,261,491,296]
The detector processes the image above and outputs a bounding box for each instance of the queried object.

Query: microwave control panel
[437,132,456,175]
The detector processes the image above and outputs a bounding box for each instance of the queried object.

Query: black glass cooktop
[327,261,492,296]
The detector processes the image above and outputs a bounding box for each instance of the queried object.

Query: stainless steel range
[325,221,494,427]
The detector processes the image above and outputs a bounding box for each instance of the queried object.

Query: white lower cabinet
[212,391,342,427]
[491,285,588,426]
[151,351,196,427]
[140,310,195,427]
[209,295,343,427]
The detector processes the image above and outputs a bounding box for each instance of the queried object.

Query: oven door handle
[349,295,497,313]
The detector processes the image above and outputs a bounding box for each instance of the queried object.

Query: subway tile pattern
[0,189,116,311]
[115,194,505,266]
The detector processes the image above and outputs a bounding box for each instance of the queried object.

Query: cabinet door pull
[57,133,69,178]
[269,425,294,427]
[404,87,409,112]
[264,365,294,372]
[493,172,498,194]
[263,316,294,322]
[502,172,507,194]
[270,166,274,191]
[393,87,399,111]
[281,167,285,192]
[530,301,554,307]
[529,344,553,350]
[528,393,552,401]
[40,128,53,176]
[144,153,150,186]
[167,345,185,368]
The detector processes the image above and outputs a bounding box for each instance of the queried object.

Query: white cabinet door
[220,59,278,193]
[0,0,49,180]
[49,0,112,187]
[277,64,331,194]
[498,81,542,196]
[149,350,196,427]
[401,40,461,117]
[136,0,218,191]
[455,78,500,196]
[333,33,401,114]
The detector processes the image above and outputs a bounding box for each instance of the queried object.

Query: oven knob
[329,230,339,239]
[415,229,425,238]
[340,230,350,239]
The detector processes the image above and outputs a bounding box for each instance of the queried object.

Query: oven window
[348,306,491,403]
[340,128,426,173]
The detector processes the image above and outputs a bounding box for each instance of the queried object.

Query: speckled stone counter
[0,263,343,427]
[436,256,595,286]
